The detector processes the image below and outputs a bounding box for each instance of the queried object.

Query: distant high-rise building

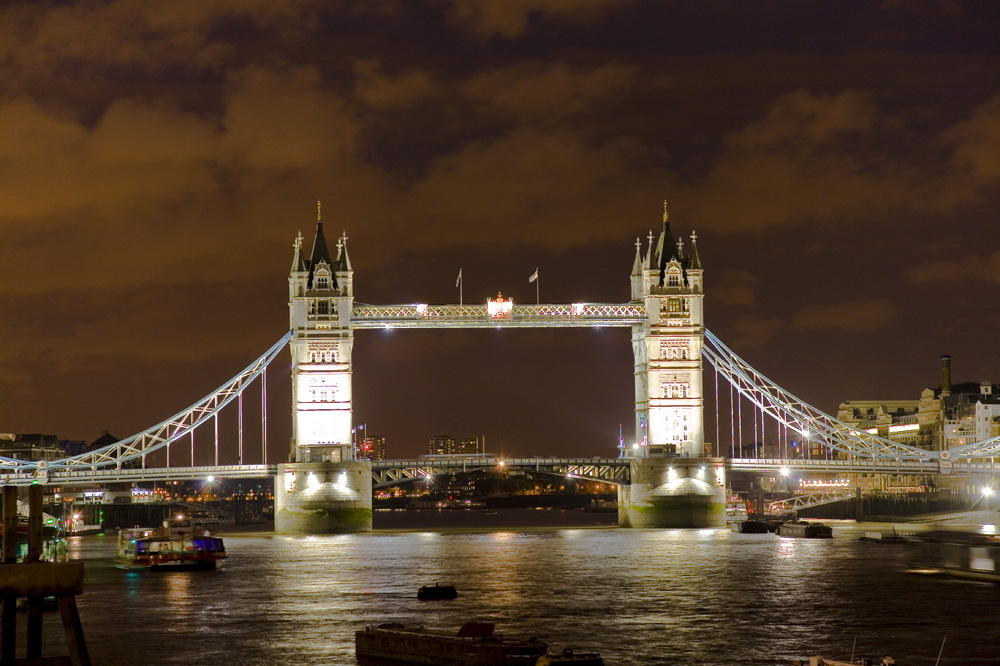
[358,435,386,461]
[427,434,455,455]
[456,435,486,455]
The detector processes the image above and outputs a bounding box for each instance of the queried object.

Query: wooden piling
[2,486,18,663]
[0,485,91,666]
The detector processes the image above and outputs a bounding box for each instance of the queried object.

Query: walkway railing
[352,303,645,328]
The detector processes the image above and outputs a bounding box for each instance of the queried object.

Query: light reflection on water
[54,521,1000,665]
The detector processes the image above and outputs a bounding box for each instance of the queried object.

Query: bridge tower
[619,204,726,528]
[275,205,372,533]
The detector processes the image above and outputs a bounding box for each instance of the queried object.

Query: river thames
[46,512,999,665]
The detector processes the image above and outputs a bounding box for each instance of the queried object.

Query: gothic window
[668,274,680,287]
[659,339,689,360]
[668,298,682,312]
[317,301,329,316]
[317,276,330,290]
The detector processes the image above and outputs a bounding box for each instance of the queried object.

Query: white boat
[116,517,227,570]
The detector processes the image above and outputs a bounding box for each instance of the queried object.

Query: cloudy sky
[2,0,998,461]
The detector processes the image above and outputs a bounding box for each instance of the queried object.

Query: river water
[43,512,1000,665]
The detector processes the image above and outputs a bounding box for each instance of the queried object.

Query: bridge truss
[7,311,1000,486]
[703,330,1000,468]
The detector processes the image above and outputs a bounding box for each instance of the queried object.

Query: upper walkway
[350,303,646,328]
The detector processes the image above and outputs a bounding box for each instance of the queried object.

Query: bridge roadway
[350,303,646,328]
[6,456,1000,488]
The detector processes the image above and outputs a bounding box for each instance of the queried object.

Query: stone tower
[276,204,371,534]
[631,203,705,458]
[287,211,355,463]
[620,203,724,528]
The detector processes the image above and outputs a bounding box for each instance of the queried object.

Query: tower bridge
[8,204,1000,533]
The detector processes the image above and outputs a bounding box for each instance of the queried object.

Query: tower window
[317,276,330,290]
[317,301,329,316]
[668,274,680,287]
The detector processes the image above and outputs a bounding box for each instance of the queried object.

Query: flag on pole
[528,268,538,283]
[456,268,462,287]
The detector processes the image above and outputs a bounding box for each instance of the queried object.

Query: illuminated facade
[427,434,455,456]
[837,355,1000,452]
[357,435,386,461]
[288,212,355,463]
[630,204,705,458]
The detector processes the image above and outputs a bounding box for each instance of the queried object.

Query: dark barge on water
[776,520,833,539]
[356,621,603,665]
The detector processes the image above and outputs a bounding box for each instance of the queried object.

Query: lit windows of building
[456,435,486,455]
[427,434,455,456]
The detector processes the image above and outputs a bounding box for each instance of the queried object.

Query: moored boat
[776,520,833,539]
[733,520,772,534]
[418,583,458,600]
[356,622,603,665]
[115,517,227,570]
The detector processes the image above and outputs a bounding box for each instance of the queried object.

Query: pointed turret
[630,236,644,301]
[290,231,306,274]
[336,232,353,273]
[655,201,680,286]
[688,230,702,270]
[308,202,336,289]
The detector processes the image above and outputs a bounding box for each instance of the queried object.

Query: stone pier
[618,457,726,528]
[274,461,372,534]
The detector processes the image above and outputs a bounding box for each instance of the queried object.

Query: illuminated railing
[352,303,646,328]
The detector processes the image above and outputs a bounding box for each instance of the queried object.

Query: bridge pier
[274,461,372,534]
[618,457,726,528]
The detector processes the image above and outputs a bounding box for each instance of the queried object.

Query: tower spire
[688,230,702,270]
[655,200,678,285]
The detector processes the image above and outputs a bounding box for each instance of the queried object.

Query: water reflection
[56,526,1000,666]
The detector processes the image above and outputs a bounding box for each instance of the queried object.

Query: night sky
[2,1,998,463]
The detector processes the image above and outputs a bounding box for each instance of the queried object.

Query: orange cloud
[443,0,632,39]
[791,298,896,333]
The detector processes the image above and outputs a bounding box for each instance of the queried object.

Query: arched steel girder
[703,330,936,462]
[1,332,292,474]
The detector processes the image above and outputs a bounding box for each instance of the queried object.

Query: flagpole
[536,272,539,304]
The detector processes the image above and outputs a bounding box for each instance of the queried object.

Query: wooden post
[58,595,92,666]
[1,486,18,663]
[27,483,44,659]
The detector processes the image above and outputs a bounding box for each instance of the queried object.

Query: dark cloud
[1,0,998,458]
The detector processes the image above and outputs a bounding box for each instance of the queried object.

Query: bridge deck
[351,303,645,328]
[5,456,999,487]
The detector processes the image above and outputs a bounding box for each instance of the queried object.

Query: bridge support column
[274,461,372,534]
[618,457,726,528]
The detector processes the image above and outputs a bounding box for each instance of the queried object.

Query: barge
[776,520,832,539]
[356,621,603,665]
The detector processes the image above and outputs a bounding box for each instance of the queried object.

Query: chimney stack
[940,354,952,398]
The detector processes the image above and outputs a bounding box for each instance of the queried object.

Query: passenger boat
[776,520,833,539]
[115,517,227,570]
[418,583,458,600]
[356,621,603,665]
[906,529,1000,582]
